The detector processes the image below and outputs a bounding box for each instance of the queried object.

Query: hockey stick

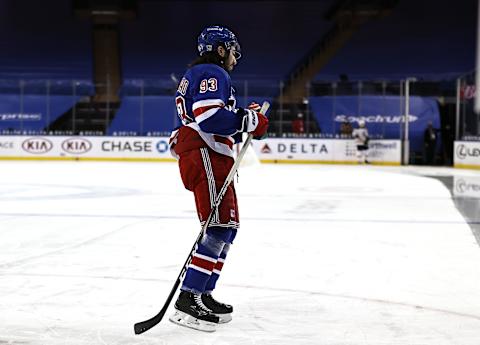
[134,101,270,335]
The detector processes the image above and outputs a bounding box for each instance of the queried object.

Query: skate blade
[217,313,232,324]
[169,310,217,332]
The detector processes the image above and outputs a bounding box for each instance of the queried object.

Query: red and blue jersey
[170,63,242,158]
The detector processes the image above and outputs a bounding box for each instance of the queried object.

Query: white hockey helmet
[358,119,366,127]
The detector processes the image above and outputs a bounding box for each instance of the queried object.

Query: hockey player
[168,26,269,332]
[352,119,370,164]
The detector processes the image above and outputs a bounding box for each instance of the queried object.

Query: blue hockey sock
[205,228,236,293]
[181,227,233,294]
[204,243,229,293]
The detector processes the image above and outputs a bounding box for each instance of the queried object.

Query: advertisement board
[252,138,401,164]
[0,136,401,165]
[309,95,440,152]
[454,141,480,169]
[0,136,175,161]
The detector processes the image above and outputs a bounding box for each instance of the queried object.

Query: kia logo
[62,138,92,154]
[22,137,53,154]
[456,144,480,160]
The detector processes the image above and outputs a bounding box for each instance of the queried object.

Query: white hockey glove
[237,106,269,138]
[238,108,258,132]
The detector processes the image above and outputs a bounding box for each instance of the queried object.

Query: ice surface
[0,161,479,345]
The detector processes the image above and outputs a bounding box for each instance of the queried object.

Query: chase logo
[156,140,169,153]
[22,137,53,154]
[61,138,92,154]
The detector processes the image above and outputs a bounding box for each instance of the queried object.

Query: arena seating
[0,94,84,134]
[0,0,473,167]
[107,96,179,136]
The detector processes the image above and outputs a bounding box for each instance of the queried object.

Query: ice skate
[169,291,219,332]
[202,293,233,323]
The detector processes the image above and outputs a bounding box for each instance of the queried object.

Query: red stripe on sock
[191,256,216,271]
[214,261,224,271]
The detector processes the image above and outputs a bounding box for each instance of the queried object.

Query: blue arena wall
[108,96,179,136]
[0,94,83,133]
[309,95,441,152]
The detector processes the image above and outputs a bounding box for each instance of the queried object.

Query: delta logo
[261,144,271,154]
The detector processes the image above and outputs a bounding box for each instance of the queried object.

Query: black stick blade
[134,311,164,334]
[134,280,180,334]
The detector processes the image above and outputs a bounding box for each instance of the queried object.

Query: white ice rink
[1,161,480,345]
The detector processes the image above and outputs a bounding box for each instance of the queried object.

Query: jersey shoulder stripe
[192,99,225,123]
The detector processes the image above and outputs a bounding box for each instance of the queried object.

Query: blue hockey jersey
[170,63,242,158]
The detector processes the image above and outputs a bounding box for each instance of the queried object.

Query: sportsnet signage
[252,138,401,164]
[454,141,480,168]
[0,136,175,161]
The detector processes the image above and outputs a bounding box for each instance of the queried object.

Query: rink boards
[454,141,480,169]
[0,136,175,162]
[251,138,401,165]
[0,136,402,165]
